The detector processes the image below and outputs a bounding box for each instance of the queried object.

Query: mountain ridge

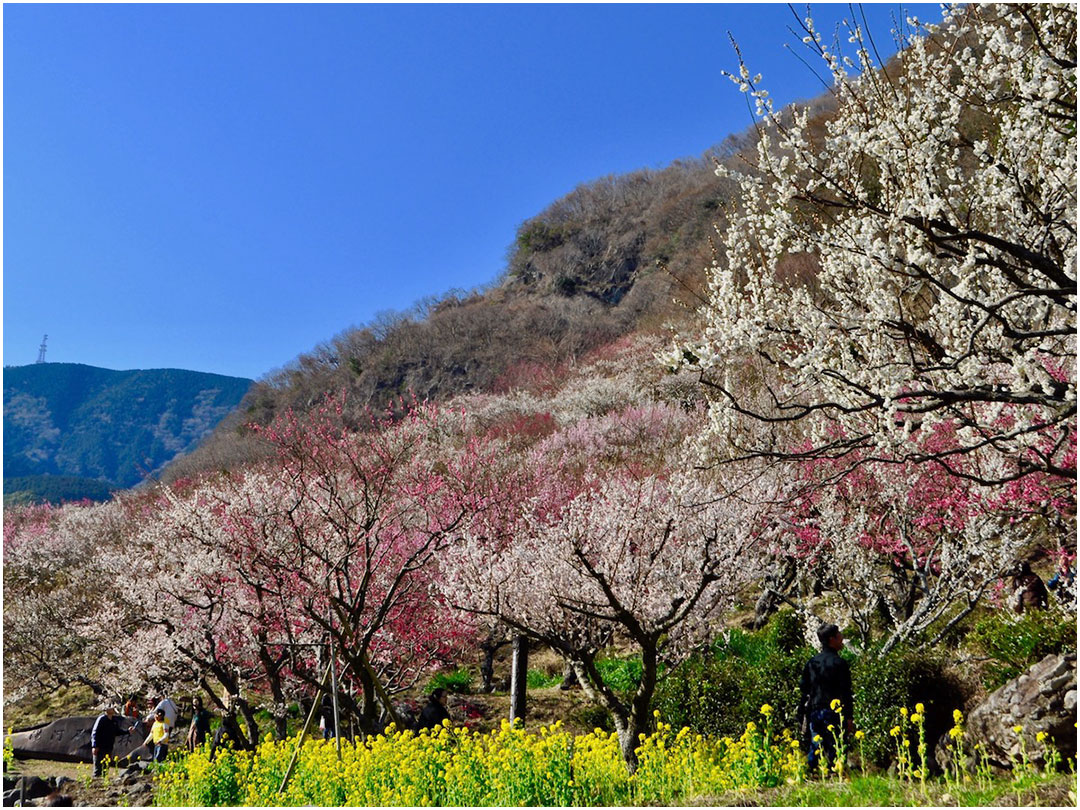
[4,362,252,503]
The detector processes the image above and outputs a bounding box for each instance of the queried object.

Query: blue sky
[4,3,941,380]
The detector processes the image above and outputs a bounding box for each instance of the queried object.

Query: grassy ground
[752,773,1077,807]
[3,683,98,730]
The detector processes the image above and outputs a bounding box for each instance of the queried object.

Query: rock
[8,717,146,764]
[936,653,1076,771]
[39,792,74,807]
[127,783,152,796]
[16,777,54,801]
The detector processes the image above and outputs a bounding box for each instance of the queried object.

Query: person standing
[152,694,180,728]
[187,696,213,751]
[319,694,337,741]
[91,706,131,777]
[416,688,451,731]
[797,623,854,770]
[143,708,172,763]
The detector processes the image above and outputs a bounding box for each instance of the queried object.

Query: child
[143,708,171,762]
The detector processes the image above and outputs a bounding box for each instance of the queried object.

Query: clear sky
[4,3,941,381]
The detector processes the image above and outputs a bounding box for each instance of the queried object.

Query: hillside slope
[4,363,252,502]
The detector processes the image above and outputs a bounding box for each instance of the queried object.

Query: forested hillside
[3,363,251,503]
[161,125,779,480]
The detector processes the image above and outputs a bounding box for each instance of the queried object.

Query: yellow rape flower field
[152,707,1074,807]
[155,714,807,807]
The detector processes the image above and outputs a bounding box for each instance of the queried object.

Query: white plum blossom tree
[444,419,773,771]
[669,4,1076,487]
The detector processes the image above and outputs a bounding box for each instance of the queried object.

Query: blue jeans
[807,709,841,769]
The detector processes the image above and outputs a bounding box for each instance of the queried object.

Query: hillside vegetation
[3,363,251,503]
[162,129,777,480]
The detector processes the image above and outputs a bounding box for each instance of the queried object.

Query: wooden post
[278,663,332,795]
[509,635,528,724]
[329,632,342,759]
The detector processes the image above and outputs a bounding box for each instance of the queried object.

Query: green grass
[426,668,473,694]
[702,772,1076,807]
[774,772,1074,807]
[526,669,562,689]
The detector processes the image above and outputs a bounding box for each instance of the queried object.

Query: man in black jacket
[90,706,132,777]
[797,623,854,770]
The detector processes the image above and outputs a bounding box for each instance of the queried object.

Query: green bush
[426,668,473,694]
[967,608,1077,690]
[851,647,967,768]
[595,656,643,694]
[655,614,813,740]
[526,669,562,689]
[655,611,967,771]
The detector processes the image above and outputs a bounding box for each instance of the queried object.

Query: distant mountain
[4,363,252,504]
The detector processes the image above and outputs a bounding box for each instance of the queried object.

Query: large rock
[8,717,149,764]
[936,653,1076,771]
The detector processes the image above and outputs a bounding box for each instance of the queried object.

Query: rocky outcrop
[8,717,149,764]
[936,653,1076,771]
[2,765,155,807]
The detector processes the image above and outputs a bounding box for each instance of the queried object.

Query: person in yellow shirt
[143,708,171,762]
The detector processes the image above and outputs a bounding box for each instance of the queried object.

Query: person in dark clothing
[1011,561,1049,613]
[91,706,132,777]
[187,696,213,751]
[319,694,337,740]
[797,623,854,771]
[416,688,451,731]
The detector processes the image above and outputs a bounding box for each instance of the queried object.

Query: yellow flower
[830,698,842,712]
[915,702,925,715]
[812,735,822,743]
[910,713,922,724]
[900,707,908,717]
[760,703,773,716]
[890,726,901,737]
[854,730,865,740]
[827,724,835,732]
[1013,725,1023,735]
[949,727,963,740]
[953,709,963,724]
[790,740,801,750]
[1036,731,1048,743]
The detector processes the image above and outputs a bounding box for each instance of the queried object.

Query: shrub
[595,656,644,694]
[571,704,616,733]
[526,669,562,690]
[655,614,812,740]
[967,609,1077,691]
[851,647,967,769]
[426,668,473,694]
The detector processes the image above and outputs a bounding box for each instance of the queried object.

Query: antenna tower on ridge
[36,334,48,364]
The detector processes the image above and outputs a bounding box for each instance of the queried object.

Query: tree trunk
[509,635,528,724]
[559,658,578,690]
[573,645,658,774]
